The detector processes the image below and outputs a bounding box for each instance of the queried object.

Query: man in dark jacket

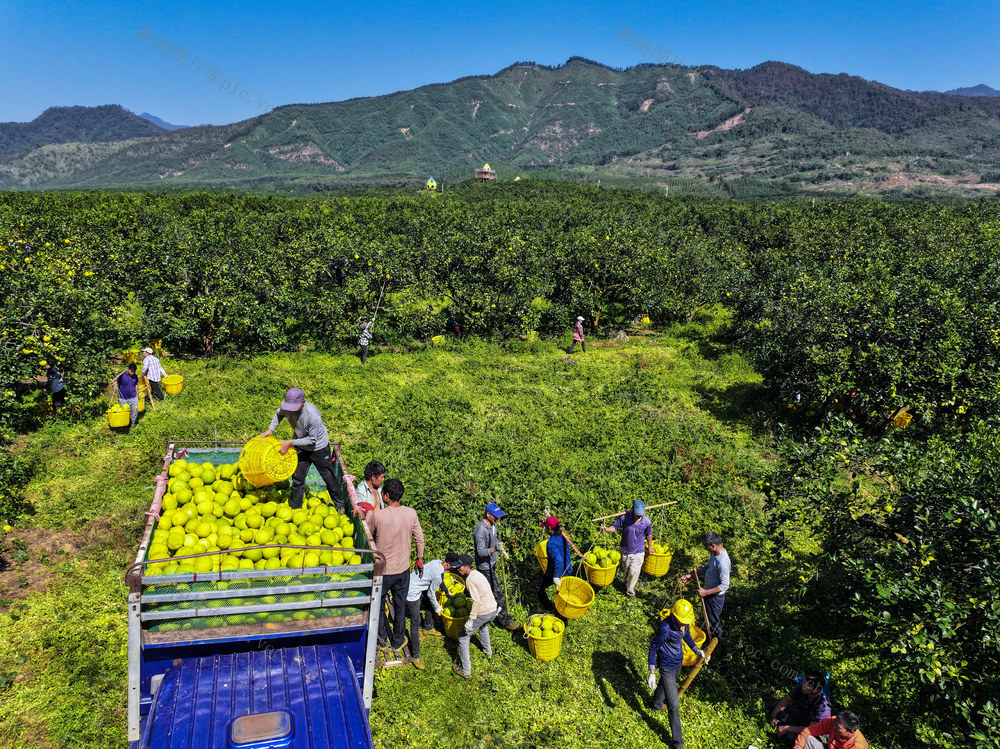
[648,599,708,748]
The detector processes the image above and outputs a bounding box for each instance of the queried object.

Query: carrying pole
[592,501,677,522]
[678,637,718,698]
[693,568,712,642]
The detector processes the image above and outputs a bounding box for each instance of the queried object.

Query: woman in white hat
[570,315,586,353]
[140,347,167,400]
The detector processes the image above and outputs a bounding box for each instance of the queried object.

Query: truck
[127,440,385,749]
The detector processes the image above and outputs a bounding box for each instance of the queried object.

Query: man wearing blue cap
[260,387,346,512]
[473,502,520,631]
[600,499,653,599]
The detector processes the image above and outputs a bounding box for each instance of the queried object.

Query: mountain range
[1,58,998,197]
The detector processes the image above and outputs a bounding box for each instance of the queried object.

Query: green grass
[0,325,904,748]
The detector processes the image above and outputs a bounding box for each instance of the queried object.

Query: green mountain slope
[0,105,166,155]
[1,58,999,194]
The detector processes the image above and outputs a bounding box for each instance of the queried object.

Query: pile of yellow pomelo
[527,614,564,639]
[649,540,670,555]
[145,458,358,575]
[439,575,472,620]
[584,546,621,567]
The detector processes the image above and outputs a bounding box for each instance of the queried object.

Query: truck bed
[141,645,373,749]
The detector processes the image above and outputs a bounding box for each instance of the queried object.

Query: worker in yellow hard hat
[647,599,709,747]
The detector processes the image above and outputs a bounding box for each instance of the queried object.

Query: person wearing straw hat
[648,599,709,747]
[450,554,497,679]
[473,502,520,631]
[115,363,140,428]
[140,347,167,400]
[259,387,346,512]
[569,315,586,353]
[537,516,572,610]
[600,499,653,599]
[680,531,731,639]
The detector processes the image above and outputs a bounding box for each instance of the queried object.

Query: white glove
[496,541,504,553]
[463,618,474,634]
[553,577,562,589]
[433,605,443,616]
[697,649,710,663]
[647,672,657,691]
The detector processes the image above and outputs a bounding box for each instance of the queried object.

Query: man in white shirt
[355,460,385,519]
[140,347,167,400]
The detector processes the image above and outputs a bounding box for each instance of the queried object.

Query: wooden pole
[561,529,585,558]
[678,637,718,698]
[693,568,711,641]
[592,501,677,523]
[139,375,156,410]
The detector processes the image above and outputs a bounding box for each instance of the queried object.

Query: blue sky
[1,0,996,126]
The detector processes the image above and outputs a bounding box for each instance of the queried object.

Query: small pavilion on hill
[474,163,496,182]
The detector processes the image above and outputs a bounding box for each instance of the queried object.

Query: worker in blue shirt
[537,516,573,609]
[648,599,709,748]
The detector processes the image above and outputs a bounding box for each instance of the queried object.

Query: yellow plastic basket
[435,572,467,607]
[440,610,470,640]
[431,335,446,346]
[163,374,184,395]
[642,549,674,577]
[137,393,145,413]
[682,624,708,666]
[554,577,595,620]
[534,540,548,573]
[523,614,564,661]
[238,437,299,488]
[107,408,129,428]
[526,330,539,342]
[584,560,619,587]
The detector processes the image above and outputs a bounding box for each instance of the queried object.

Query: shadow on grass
[592,650,675,745]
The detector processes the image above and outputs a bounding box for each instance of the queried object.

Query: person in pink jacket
[569,315,586,353]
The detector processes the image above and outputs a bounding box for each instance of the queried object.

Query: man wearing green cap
[600,499,653,599]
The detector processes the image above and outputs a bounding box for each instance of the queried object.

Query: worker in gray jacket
[473,502,520,631]
[260,387,345,512]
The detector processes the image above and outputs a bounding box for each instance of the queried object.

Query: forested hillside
[1,59,999,195]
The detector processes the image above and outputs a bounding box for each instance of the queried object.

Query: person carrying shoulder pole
[140,347,167,400]
[648,599,709,748]
[537,516,572,610]
[259,387,346,512]
[473,502,520,631]
[680,531,731,639]
[600,499,652,599]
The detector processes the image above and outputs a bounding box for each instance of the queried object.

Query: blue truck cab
[127,441,383,749]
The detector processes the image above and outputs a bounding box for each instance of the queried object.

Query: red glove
[415,560,424,577]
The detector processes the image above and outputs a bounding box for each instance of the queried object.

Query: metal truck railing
[126,440,384,744]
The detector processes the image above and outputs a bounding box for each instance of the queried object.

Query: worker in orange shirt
[793,711,868,749]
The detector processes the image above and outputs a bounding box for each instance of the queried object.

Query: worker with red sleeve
[793,711,869,749]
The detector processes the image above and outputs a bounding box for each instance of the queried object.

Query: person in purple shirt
[600,499,652,598]
[648,599,708,748]
[116,363,140,428]
[770,672,833,742]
